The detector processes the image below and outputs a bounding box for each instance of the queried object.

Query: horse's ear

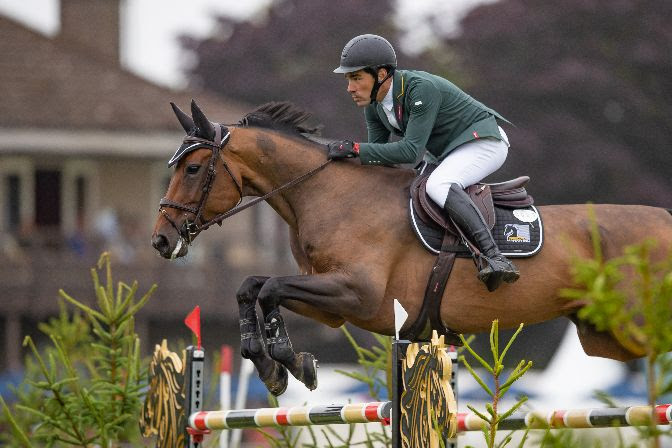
[191,99,216,141]
[170,102,194,133]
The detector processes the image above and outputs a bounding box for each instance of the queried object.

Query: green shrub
[0,252,155,447]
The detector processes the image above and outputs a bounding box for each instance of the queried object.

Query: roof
[0,15,250,132]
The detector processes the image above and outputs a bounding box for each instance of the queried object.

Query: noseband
[159,124,243,241]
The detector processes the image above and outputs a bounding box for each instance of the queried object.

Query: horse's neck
[235,128,329,227]
[237,128,411,231]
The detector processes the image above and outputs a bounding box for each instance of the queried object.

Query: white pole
[219,345,233,448]
[229,358,254,448]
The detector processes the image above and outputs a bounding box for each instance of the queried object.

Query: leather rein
[159,124,331,243]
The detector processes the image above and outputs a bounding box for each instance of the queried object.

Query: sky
[0,0,492,88]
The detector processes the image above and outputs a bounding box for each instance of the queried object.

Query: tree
[182,0,434,140]
[445,0,672,205]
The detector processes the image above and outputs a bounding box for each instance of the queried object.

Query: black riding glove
[327,140,360,160]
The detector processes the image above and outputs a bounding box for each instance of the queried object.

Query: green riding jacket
[359,69,510,165]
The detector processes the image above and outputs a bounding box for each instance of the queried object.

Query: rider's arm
[364,105,390,144]
[358,79,440,165]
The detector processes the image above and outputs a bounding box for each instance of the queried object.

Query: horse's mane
[239,102,323,138]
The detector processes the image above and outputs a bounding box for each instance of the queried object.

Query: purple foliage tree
[182,0,432,140]
[184,0,391,139]
[448,0,672,205]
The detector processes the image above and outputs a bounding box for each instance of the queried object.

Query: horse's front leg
[236,276,288,396]
[257,273,367,391]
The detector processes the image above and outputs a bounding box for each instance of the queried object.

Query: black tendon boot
[444,184,520,291]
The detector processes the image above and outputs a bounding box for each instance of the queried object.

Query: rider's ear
[191,99,216,141]
[171,102,194,134]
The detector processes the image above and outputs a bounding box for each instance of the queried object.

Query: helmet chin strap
[369,68,395,103]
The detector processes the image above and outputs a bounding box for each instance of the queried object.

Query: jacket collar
[392,70,405,127]
[392,69,405,102]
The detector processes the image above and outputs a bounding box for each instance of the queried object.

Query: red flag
[184,306,202,349]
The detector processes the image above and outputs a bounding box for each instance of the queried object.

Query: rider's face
[345,70,375,107]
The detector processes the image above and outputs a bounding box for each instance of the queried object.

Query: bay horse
[151,100,672,396]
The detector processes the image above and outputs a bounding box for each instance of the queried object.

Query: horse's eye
[186,164,200,175]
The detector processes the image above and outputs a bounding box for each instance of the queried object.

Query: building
[0,0,312,373]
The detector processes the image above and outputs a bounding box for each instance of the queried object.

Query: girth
[399,230,463,345]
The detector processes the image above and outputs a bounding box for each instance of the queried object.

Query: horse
[151,100,672,396]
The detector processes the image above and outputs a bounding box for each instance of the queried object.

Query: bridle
[158,123,331,244]
[159,124,242,242]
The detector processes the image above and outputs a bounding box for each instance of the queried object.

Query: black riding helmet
[333,34,397,103]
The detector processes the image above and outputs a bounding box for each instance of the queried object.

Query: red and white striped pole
[190,402,392,431]
[189,403,672,432]
[219,345,233,448]
[457,403,672,432]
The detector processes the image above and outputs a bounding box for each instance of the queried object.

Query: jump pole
[458,403,672,432]
[188,403,672,433]
[190,402,392,431]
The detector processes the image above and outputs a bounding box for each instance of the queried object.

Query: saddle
[401,163,543,344]
[411,164,534,238]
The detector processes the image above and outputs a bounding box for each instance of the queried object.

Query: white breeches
[425,126,510,207]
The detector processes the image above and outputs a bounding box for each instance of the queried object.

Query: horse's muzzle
[152,233,188,259]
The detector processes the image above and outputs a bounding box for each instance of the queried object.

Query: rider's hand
[327,140,360,160]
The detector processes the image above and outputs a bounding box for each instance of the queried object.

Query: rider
[328,34,519,292]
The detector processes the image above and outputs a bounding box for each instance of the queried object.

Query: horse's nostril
[152,234,169,253]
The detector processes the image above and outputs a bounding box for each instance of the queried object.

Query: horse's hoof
[268,366,288,396]
[260,362,288,396]
[298,352,318,391]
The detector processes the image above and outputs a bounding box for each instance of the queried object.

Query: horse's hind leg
[237,276,288,396]
[569,315,642,362]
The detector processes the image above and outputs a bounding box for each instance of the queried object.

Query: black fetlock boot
[238,311,288,396]
[444,184,520,292]
[265,311,318,390]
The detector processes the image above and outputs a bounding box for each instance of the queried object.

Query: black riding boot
[444,184,520,292]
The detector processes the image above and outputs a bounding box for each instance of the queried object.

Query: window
[0,157,33,235]
[5,175,20,233]
[34,169,62,227]
[62,160,98,236]
[75,175,86,229]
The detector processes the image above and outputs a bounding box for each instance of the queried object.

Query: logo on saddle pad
[504,224,531,243]
[512,209,538,223]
